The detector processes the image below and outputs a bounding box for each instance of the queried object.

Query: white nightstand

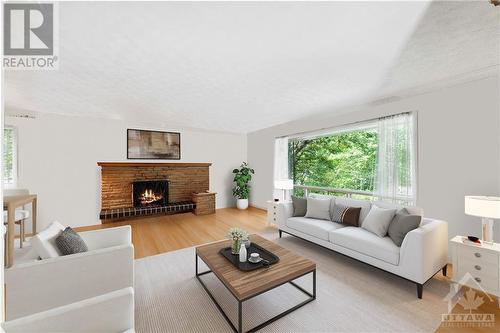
[266,200,282,225]
[450,236,500,298]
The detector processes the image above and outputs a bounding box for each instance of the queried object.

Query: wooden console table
[4,194,37,267]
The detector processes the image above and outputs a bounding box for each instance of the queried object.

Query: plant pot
[236,199,249,210]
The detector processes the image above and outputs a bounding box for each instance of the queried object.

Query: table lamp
[465,196,500,244]
[274,179,294,202]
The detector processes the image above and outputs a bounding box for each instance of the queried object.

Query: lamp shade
[465,196,500,219]
[274,179,294,190]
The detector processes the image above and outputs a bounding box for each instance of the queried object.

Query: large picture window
[283,112,416,204]
[3,126,17,186]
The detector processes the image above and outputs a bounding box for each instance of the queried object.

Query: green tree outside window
[289,129,378,196]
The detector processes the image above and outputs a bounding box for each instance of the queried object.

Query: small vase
[231,239,241,254]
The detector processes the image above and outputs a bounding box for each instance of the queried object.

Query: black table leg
[313,269,316,299]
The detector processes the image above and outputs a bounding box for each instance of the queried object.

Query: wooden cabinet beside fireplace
[192,192,216,215]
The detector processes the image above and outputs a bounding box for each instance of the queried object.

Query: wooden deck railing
[293,184,414,205]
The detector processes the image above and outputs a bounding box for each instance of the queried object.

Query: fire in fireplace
[132,180,169,208]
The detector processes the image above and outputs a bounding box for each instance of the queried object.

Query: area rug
[135,232,450,332]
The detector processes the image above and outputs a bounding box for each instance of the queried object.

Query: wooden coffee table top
[196,234,316,301]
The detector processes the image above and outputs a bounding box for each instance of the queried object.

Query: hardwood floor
[76,207,498,332]
[75,207,275,259]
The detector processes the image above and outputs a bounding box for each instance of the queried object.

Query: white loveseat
[277,197,448,298]
[5,225,134,320]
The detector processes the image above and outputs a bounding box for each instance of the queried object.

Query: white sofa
[2,287,135,333]
[277,197,448,298]
[5,225,135,320]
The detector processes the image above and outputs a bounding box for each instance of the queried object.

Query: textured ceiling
[4,1,499,133]
[378,1,500,95]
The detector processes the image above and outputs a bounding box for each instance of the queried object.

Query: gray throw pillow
[291,196,307,217]
[388,209,422,246]
[55,227,88,255]
[304,197,331,220]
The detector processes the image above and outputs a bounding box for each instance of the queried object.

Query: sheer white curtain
[273,137,289,198]
[374,113,416,204]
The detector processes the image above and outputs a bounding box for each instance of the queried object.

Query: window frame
[3,125,18,188]
[284,111,418,204]
[287,119,378,141]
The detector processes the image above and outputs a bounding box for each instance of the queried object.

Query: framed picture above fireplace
[127,129,181,160]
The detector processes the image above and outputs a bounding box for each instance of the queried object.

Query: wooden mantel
[97,162,212,167]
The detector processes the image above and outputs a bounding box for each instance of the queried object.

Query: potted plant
[232,162,255,210]
[226,227,249,254]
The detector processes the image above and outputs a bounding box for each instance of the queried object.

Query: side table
[450,236,500,300]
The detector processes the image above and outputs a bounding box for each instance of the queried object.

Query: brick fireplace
[98,162,213,221]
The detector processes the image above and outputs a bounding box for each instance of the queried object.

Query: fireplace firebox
[132,180,169,208]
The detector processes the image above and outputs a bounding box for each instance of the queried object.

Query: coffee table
[195,234,316,333]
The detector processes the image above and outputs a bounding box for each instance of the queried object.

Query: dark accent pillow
[331,203,361,227]
[388,210,422,246]
[55,227,88,255]
[291,196,307,217]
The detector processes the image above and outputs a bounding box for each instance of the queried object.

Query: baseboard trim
[249,203,267,211]
[249,205,266,212]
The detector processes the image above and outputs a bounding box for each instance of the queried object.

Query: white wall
[6,114,246,229]
[248,76,500,242]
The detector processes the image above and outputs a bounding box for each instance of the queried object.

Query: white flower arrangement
[226,227,248,241]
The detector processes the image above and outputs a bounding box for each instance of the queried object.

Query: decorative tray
[219,242,280,271]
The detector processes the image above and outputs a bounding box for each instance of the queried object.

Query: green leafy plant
[232,162,255,199]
